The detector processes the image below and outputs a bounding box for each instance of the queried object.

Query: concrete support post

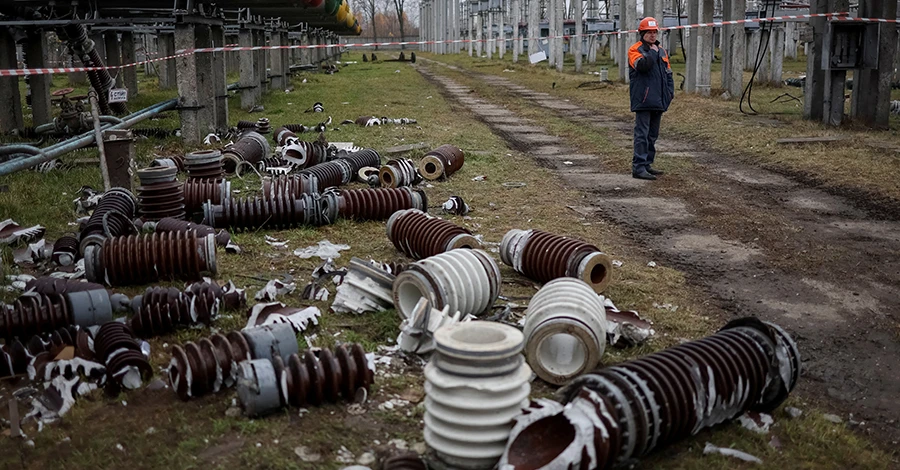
[253,29,264,98]
[499,0,506,58]
[513,0,521,62]
[619,0,636,81]
[226,34,240,74]
[105,33,124,88]
[548,0,556,67]
[270,30,285,90]
[755,29,771,83]
[158,33,176,89]
[721,0,746,98]
[784,21,798,60]
[211,24,228,132]
[767,24,785,85]
[175,21,213,144]
[804,0,828,122]
[555,0,564,71]
[745,29,759,71]
[121,31,138,97]
[300,32,310,65]
[574,0,582,72]
[685,0,713,94]
[469,7,475,56]
[259,29,269,92]
[487,11,494,59]
[282,32,290,81]
[239,28,257,110]
[476,12,483,57]
[528,0,539,59]
[25,30,52,127]
[90,32,107,63]
[851,0,896,128]
[0,28,24,133]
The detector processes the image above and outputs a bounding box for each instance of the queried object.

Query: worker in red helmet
[627,17,674,180]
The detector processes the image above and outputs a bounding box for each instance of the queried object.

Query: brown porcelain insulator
[280,343,373,407]
[150,155,186,172]
[282,123,307,133]
[419,144,465,180]
[382,452,428,470]
[341,148,382,174]
[93,321,153,393]
[262,174,319,199]
[52,235,80,266]
[275,126,299,145]
[24,277,104,295]
[256,117,271,135]
[203,191,325,230]
[184,280,246,311]
[299,159,354,189]
[236,120,257,130]
[184,149,225,180]
[259,156,295,174]
[129,281,240,338]
[169,330,251,400]
[79,187,138,252]
[500,229,613,293]
[502,318,801,470]
[386,209,481,260]
[379,158,421,188]
[222,131,271,175]
[333,187,428,221]
[182,178,230,216]
[84,232,217,286]
[0,293,72,341]
[136,167,186,221]
[0,325,84,378]
[155,217,231,247]
[283,140,329,168]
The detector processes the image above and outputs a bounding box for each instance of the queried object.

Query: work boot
[647,167,665,176]
[632,170,657,180]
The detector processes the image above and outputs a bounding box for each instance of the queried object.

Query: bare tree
[361,0,380,48]
[392,0,408,48]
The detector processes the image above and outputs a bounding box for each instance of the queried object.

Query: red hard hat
[639,17,660,32]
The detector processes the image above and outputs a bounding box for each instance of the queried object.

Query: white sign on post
[108,88,128,104]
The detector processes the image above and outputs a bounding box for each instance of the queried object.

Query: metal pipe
[90,91,112,190]
[0,98,178,176]
[0,144,43,156]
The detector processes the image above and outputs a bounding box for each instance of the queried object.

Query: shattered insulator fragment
[283,140,329,168]
[258,156,295,174]
[154,217,231,247]
[168,323,297,400]
[275,126,299,145]
[236,343,373,417]
[0,290,115,341]
[79,187,138,253]
[424,322,531,469]
[203,191,326,230]
[51,234,80,266]
[323,187,428,222]
[387,209,481,260]
[24,277,105,295]
[182,178,231,216]
[236,120,257,130]
[222,131,271,175]
[0,325,86,378]
[500,229,613,293]
[83,232,218,286]
[419,144,465,180]
[262,174,319,199]
[281,123,308,134]
[523,278,608,385]
[184,149,225,180]
[382,452,427,470]
[500,318,802,470]
[331,257,396,315]
[150,155,185,172]
[129,281,232,338]
[93,321,152,393]
[379,158,421,188]
[299,159,354,189]
[256,117,271,135]
[393,249,501,318]
[136,166,186,221]
[441,195,469,216]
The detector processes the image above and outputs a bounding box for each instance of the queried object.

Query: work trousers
[633,110,663,174]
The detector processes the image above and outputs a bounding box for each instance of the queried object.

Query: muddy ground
[417,61,900,446]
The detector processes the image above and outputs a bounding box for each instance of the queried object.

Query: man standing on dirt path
[628,17,675,181]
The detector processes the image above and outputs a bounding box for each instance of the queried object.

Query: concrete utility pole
[618,0,636,82]
[469,2,475,56]
[574,0,582,72]
[805,0,846,125]
[685,0,713,94]
[121,31,138,97]
[499,0,506,58]
[721,0,746,98]
[476,11,483,57]
[850,0,897,128]
[105,33,124,88]
[548,0,556,66]
[529,0,540,59]
[175,20,216,145]
[24,29,52,126]
[556,0,565,71]
[513,0,521,61]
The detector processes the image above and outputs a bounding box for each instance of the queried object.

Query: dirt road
[417,62,900,445]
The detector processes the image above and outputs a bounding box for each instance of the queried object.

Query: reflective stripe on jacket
[628,41,675,112]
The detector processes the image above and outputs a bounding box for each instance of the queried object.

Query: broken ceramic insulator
[262,174,319,199]
[380,158,422,188]
[0,325,87,378]
[523,278,608,385]
[283,140,329,168]
[500,229,613,293]
[256,117,271,134]
[419,144,464,180]
[237,343,373,417]
[331,257,397,314]
[93,321,152,393]
[168,323,298,400]
[78,187,138,253]
[398,298,467,354]
[442,196,470,216]
[150,155,185,172]
[51,234,80,266]
[223,131,271,175]
[182,178,231,216]
[236,120,257,130]
[393,249,501,319]
[153,217,231,247]
[387,209,481,260]
[184,149,225,180]
[129,281,230,338]
[83,232,217,286]
[0,290,115,341]
[382,452,427,470]
[24,277,105,295]
[299,159,354,189]
[500,317,801,470]
[424,321,531,469]
[323,187,428,222]
[342,148,382,173]
[275,126,298,146]
[203,191,326,230]
[136,166,186,221]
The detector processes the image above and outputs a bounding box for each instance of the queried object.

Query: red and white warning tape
[0,13,881,77]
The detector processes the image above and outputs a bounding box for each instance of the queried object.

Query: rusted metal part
[167,323,296,401]
[379,158,422,188]
[322,187,428,222]
[78,187,138,253]
[153,217,231,247]
[386,209,480,260]
[419,144,465,180]
[222,131,271,175]
[261,174,319,199]
[382,452,427,470]
[256,117,271,135]
[0,290,114,341]
[136,166,185,221]
[0,325,86,378]
[84,232,217,286]
[51,235,80,266]
[500,229,613,294]
[499,318,802,470]
[150,155,185,172]
[203,191,326,231]
[24,277,105,295]
[184,150,225,180]
[93,322,152,393]
[182,178,231,216]
[237,343,373,417]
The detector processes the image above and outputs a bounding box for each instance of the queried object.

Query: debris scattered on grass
[647,261,657,268]
[441,196,470,216]
[254,278,296,301]
[245,302,321,333]
[703,442,763,464]
[264,235,289,248]
[471,175,487,182]
[823,413,843,424]
[0,219,46,246]
[785,406,803,418]
[294,240,350,259]
[612,260,623,267]
[739,412,774,434]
